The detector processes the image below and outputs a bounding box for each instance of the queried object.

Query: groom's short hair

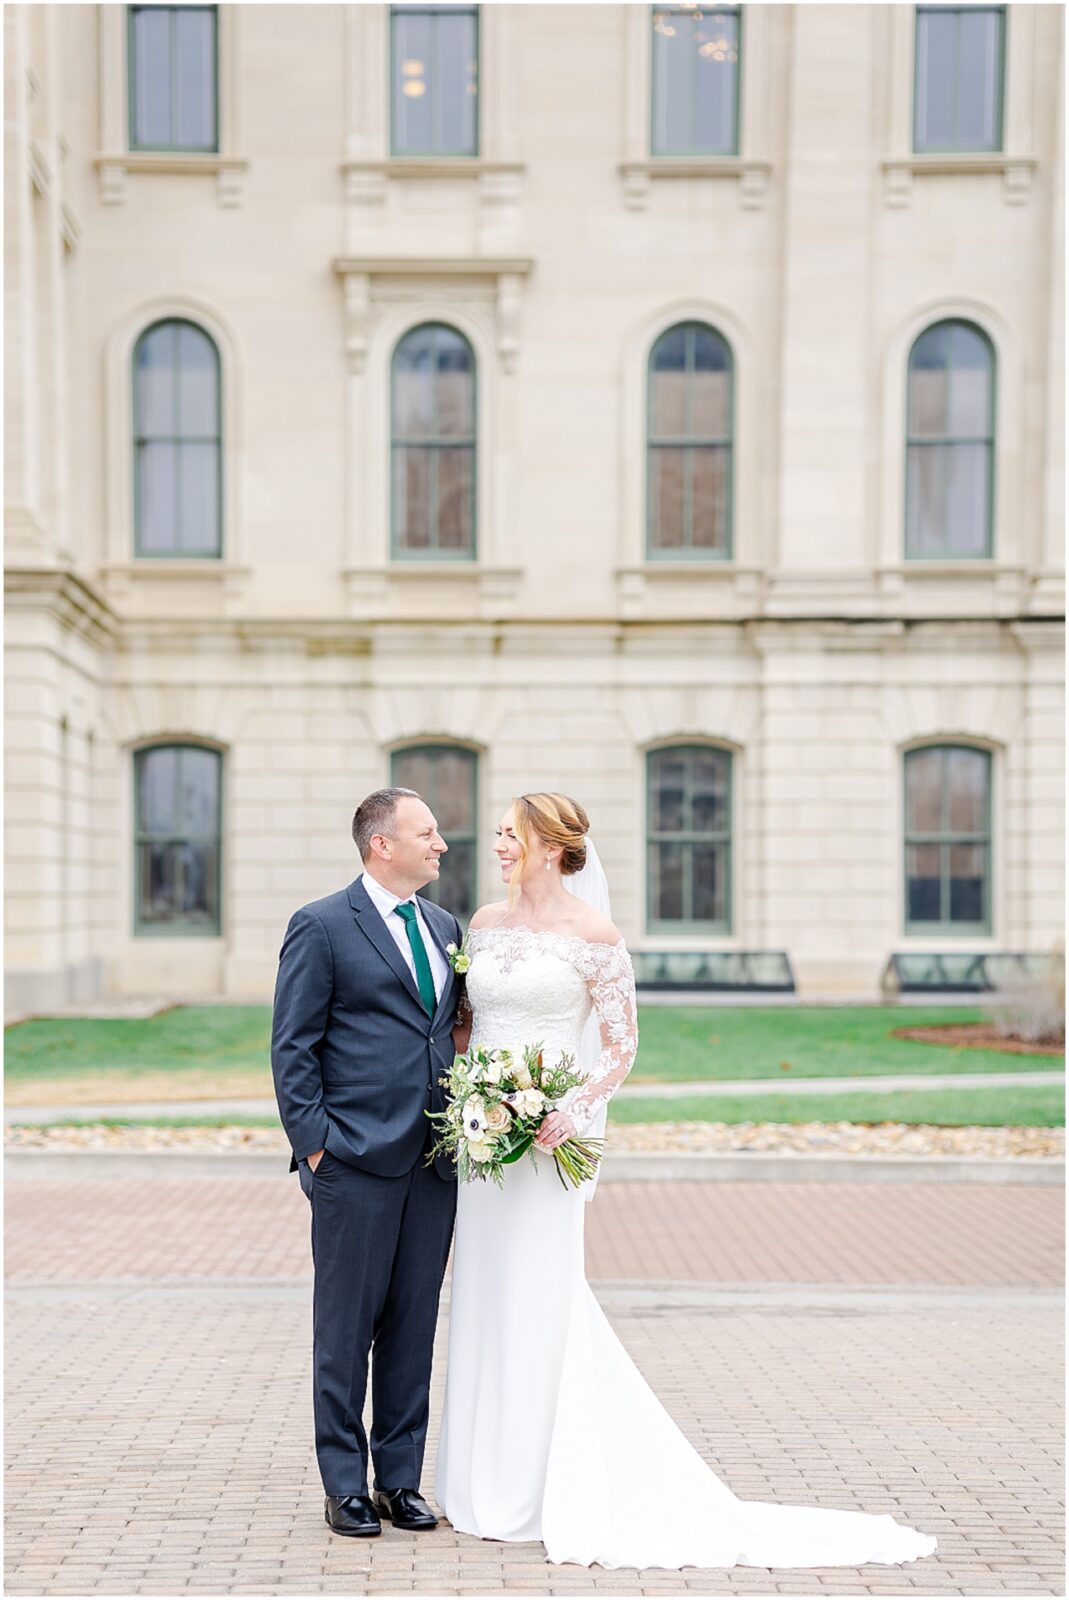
[352,786,421,860]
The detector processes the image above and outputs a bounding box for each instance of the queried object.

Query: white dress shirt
[360,870,449,1004]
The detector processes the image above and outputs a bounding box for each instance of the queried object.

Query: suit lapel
[348,877,425,1013]
[418,896,460,1029]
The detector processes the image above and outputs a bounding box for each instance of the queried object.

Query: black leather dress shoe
[324,1494,381,1537]
[372,1486,438,1530]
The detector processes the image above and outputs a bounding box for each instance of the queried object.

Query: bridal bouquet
[426,1042,605,1190]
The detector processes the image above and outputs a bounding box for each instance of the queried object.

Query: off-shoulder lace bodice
[465,926,638,1127]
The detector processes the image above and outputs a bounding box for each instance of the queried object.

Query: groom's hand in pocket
[307,1149,325,1172]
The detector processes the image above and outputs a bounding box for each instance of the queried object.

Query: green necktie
[395,901,437,1017]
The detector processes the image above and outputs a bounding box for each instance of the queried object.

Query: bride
[435,791,938,1572]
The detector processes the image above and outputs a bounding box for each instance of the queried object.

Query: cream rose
[484,1102,512,1133]
[466,1137,494,1163]
[512,1060,533,1090]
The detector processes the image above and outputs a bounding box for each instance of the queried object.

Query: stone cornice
[4,566,118,646]
[333,255,533,278]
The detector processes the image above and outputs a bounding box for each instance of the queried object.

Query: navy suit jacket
[271,875,461,1182]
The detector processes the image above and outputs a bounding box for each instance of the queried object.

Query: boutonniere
[445,935,471,976]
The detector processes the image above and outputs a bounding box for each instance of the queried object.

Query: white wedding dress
[436,926,938,1571]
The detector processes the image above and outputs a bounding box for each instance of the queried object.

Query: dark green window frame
[390,744,479,923]
[133,318,223,560]
[904,318,995,561]
[389,5,480,158]
[134,744,222,936]
[646,745,733,934]
[128,5,219,154]
[913,6,1005,154]
[391,322,477,561]
[650,5,742,158]
[646,322,734,561]
[903,744,992,937]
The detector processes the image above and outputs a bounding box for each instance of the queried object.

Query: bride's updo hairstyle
[511,793,589,898]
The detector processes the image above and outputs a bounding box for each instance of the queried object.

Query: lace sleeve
[562,939,638,1129]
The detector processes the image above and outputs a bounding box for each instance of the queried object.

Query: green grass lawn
[610,1082,1065,1128]
[4,1002,1063,1108]
[10,1078,1064,1131]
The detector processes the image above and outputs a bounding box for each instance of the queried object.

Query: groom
[271,787,461,1538]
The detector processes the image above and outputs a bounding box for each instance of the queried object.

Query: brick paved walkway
[5,1175,1064,1598]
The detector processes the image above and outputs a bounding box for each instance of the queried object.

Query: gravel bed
[5,1121,1063,1159]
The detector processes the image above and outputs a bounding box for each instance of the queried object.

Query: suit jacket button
[429,1036,435,1045]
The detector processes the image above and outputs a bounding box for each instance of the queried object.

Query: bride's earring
[545,856,552,871]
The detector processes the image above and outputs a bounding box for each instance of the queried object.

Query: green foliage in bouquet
[426,1041,605,1190]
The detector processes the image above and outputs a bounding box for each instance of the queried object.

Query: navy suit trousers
[301,1148,456,1496]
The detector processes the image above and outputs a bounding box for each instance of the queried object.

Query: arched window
[134,745,222,933]
[647,745,732,931]
[904,745,991,934]
[391,745,479,920]
[133,320,222,557]
[391,324,476,559]
[647,322,733,559]
[905,320,994,559]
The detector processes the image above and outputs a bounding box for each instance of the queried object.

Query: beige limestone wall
[4,4,1064,1007]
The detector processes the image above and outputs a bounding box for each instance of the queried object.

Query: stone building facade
[5,2,1064,1008]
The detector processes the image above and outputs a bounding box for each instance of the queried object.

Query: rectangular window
[914,7,1005,153]
[391,6,479,157]
[391,747,479,922]
[135,746,222,934]
[904,746,992,935]
[647,746,732,933]
[651,6,741,157]
[129,6,218,153]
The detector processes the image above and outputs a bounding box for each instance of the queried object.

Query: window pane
[946,748,988,834]
[906,842,942,922]
[392,10,434,153]
[176,747,219,835]
[649,331,688,438]
[178,443,219,553]
[693,843,726,923]
[436,9,478,155]
[651,11,692,154]
[908,326,951,435]
[649,449,686,549]
[176,324,219,436]
[915,9,957,150]
[693,9,739,154]
[174,7,216,149]
[691,750,729,833]
[136,325,176,437]
[138,442,178,553]
[433,841,477,920]
[946,324,992,435]
[905,749,943,834]
[435,752,476,831]
[132,8,173,148]
[437,447,473,551]
[949,842,985,923]
[690,446,728,551]
[394,335,436,439]
[957,9,1001,149]
[905,444,950,556]
[691,335,731,437]
[138,748,179,833]
[651,752,687,833]
[435,334,474,436]
[944,442,989,555]
[650,841,685,921]
[395,446,431,549]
